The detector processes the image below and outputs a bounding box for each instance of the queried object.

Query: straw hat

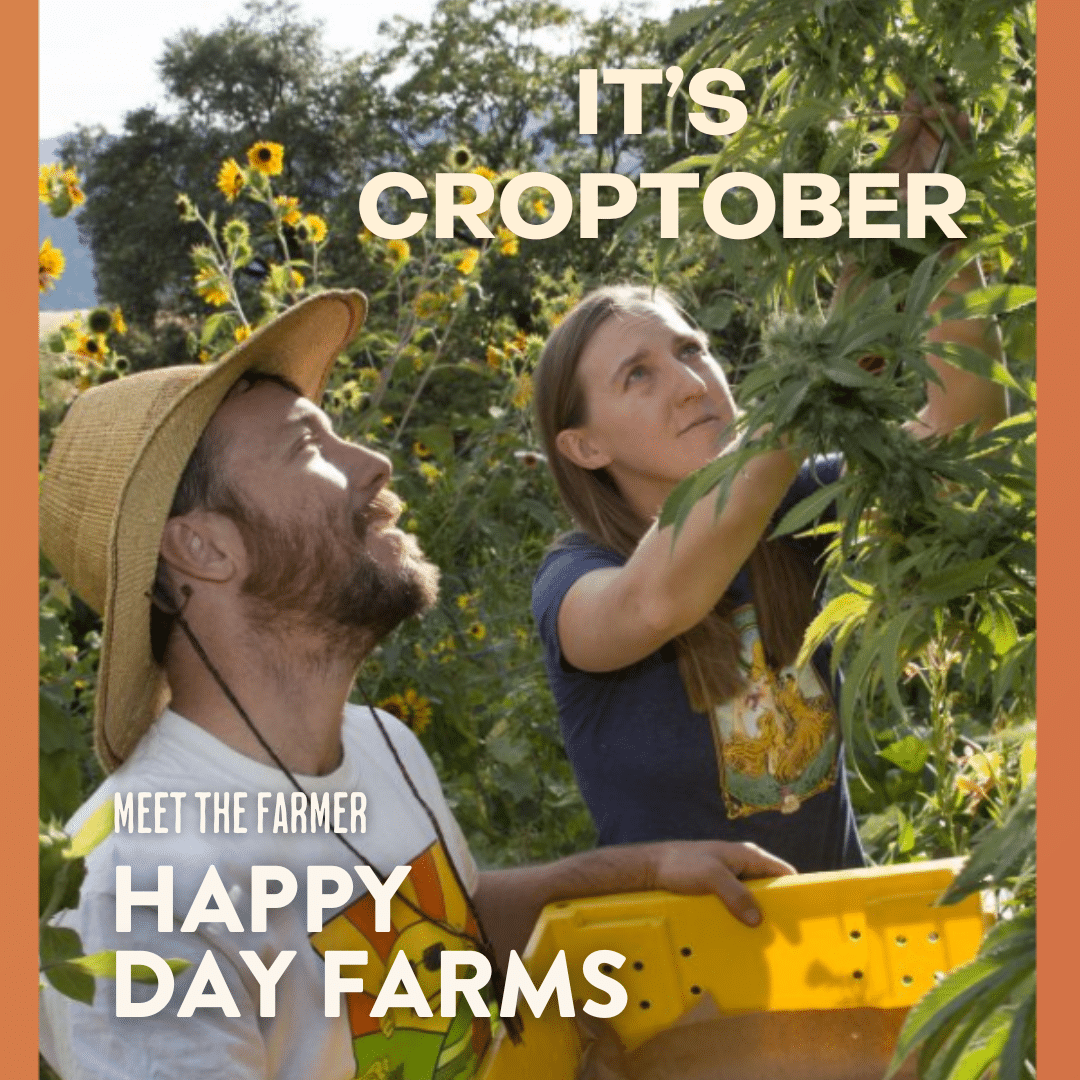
[40,290,367,772]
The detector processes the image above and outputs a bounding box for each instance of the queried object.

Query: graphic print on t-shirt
[712,605,840,818]
[310,840,493,1080]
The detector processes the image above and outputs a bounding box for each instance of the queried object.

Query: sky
[40,0,676,139]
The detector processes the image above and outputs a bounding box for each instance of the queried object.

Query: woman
[531,277,1004,872]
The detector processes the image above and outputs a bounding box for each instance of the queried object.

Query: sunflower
[38,163,59,202]
[193,266,231,307]
[274,195,302,226]
[511,372,533,410]
[74,333,107,360]
[454,248,479,275]
[467,622,487,641]
[413,441,432,459]
[301,214,328,244]
[377,688,433,734]
[485,345,503,370]
[386,238,411,266]
[472,164,498,182]
[247,141,285,176]
[216,159,246,202]
[61,168,85,207]
[413,291,445,319]
[496,225,519,257]
[112,307,127,335]
[418,461,442,485]
[337,381,363,409]
[39,239,65,292]
[234,325,252,343]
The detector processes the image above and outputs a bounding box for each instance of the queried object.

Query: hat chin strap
[147,582,523,1044]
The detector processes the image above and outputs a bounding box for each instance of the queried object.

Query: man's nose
[343,439,392,491]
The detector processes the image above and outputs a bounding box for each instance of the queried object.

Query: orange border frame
[13,2,1068,1076]
[1037,3,1072,1078]
[11,0,37,1074]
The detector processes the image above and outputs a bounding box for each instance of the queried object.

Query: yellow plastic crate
[478,858,988,1080]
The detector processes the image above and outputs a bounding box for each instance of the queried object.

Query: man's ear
[555,427,612,471]
[159,511,243,583]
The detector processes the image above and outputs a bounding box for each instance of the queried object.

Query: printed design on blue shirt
[711,605,840,818]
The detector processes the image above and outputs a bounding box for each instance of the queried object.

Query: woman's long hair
[533,285,815,714]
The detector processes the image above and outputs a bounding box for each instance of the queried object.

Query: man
[39,291,791,1080]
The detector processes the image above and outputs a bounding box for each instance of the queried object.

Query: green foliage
[884,782,1036,1080]
[39,804,117,1005]
[654,5,1036,1076]
[889,911,1034,1080]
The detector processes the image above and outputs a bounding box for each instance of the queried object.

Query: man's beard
[231,489,439,655]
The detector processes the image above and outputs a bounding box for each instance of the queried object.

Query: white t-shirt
[40,706,491,1080]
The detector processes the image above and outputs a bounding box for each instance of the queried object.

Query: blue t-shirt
[532,456,865,873]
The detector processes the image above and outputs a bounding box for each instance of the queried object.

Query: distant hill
[39,136,99,311]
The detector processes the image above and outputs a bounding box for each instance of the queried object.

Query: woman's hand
[886,85,972,201]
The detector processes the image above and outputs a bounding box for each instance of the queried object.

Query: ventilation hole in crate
[680,947,693,957]
[901,975,914,986]
[895,935,908,946]
[849,929,861,941]
[690,985,702,995]
[633,960,644,971]
[927,931,940,943]
[852,970,864,980]
[599,963,614,975]
[639,1000,651,1010]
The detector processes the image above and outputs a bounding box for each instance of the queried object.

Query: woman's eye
[625,364,648,386]
[680,341,705,360]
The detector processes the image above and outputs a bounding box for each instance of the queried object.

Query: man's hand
[644,840,796,928]
[886,86,972,200]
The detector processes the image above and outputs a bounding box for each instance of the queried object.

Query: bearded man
[38,292,790,1080]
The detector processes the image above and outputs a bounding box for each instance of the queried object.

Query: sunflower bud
[449,145,473,169]
[49,190,73,218]
[176,192,198,222]
[86,308,114,335]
